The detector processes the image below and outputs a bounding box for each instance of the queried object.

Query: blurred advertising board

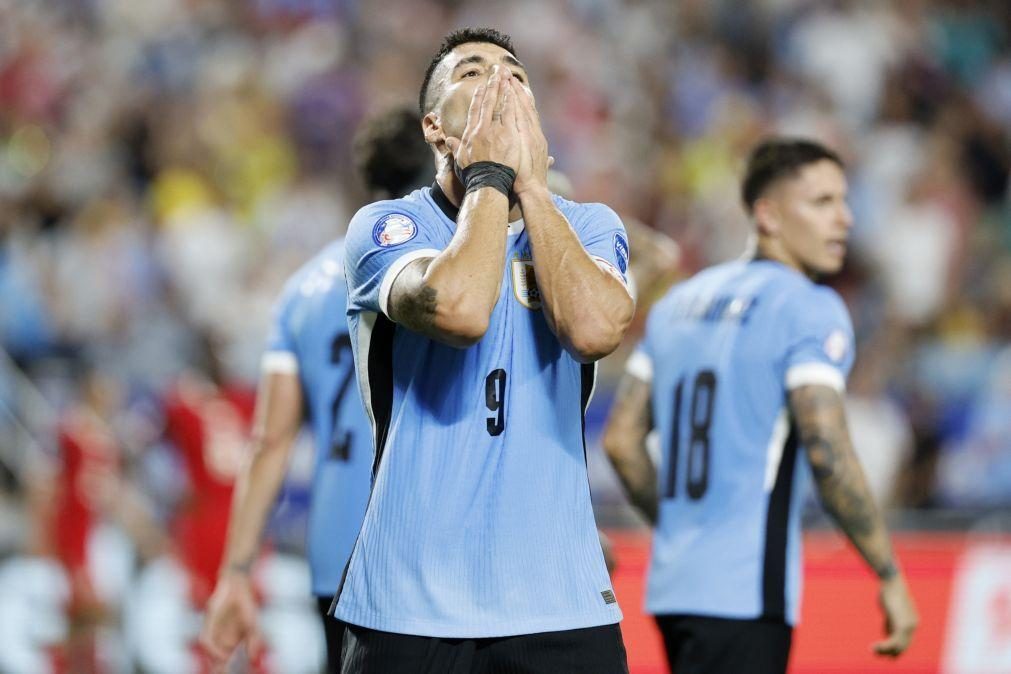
[610,530,1011,674]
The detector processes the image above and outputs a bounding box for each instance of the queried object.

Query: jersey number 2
[664,369,717,500]
[329,334,355,460]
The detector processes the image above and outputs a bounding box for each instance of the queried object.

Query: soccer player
[199,106,431,673]
[335,28,634,673]
[603,139,918,674]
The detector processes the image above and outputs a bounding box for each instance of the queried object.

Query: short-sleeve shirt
[627,259,854,625]
[333,185,629,638]
[263,239,372,596]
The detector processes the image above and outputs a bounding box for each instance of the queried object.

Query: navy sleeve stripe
[761,423,799,621]
[367,316,397,478]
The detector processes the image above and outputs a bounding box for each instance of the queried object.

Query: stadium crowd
[0,0,1009,669]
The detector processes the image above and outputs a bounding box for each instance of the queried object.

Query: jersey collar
[430,182,459,221]
[430,182,525,236]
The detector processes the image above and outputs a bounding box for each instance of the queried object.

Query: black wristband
[460,161,516,197]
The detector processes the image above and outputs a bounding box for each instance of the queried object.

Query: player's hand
[511,78,550,196]
[445,65,521,172]
[200,570,264,671]
[873,574,918,657]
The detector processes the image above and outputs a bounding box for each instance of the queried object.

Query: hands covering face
[445,65,551,196]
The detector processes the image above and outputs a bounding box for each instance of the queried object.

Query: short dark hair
[418,27,517,115]
[352,106,434,198]
[741,138,844,213]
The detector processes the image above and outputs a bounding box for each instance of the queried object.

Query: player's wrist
[514,182,551,202]
[458,161,516,198]
[221,559,254,579]
[875,560,899,582]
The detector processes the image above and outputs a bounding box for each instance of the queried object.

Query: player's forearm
[519,188,634,362]
[791,386,899,580]
[426,187,510,313]
[608,449,659,525]
[396,187,509,345]
[221,438,292,573]
[602,374,658,525]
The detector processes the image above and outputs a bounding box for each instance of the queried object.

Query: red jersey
[163,377,255,604]
[53,410,120,573]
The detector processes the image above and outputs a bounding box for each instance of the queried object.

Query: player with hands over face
[335,28,633,673]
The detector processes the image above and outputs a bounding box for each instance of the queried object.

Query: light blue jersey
[263,240,372,596]
[629,259,854,625]
[333,185,629,638]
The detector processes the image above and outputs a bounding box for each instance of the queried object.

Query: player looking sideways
[603,138,918,674]
[334,27,634,673]
[199,106,432,673]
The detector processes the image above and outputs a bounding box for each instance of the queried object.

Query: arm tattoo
[605,375,658,525]
[790,385,897,579]
[388,258,439,333]
[395,283,438,328]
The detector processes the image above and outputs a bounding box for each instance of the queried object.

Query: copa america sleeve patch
[823,329,850,363]
[613,233,629,274]
[372,213,419,247]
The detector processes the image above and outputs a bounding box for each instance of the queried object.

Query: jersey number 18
[664,370,717,500]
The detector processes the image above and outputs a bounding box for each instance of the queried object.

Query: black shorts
[340,621,628,674]
[316,596,346,674]
[655,614,792,674]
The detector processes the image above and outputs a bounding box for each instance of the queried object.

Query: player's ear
[752,197,779,237]
[422,113,450,158]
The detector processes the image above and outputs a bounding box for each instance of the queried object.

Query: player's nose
[838,202,854,230]
[484,64,509,82]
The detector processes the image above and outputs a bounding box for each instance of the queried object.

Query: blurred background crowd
[0,0,1009,671]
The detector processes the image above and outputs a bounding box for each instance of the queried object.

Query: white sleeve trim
[625,350,654,382]
[377,248,441,317]
[261,351,299,375]
[785,362,846,392]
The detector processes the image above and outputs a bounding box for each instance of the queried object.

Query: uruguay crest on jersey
[511,248,542,310]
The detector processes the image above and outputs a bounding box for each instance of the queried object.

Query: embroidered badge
[511,252,542,310]
[824,329,849,363]
[372,213,418,247]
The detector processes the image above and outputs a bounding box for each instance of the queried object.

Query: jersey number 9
[485,369,507,437]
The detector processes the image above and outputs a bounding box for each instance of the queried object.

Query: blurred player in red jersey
[45,370,123,673]
[42,367,164,672]
[162,369,255,606]
[52,374,121,616]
